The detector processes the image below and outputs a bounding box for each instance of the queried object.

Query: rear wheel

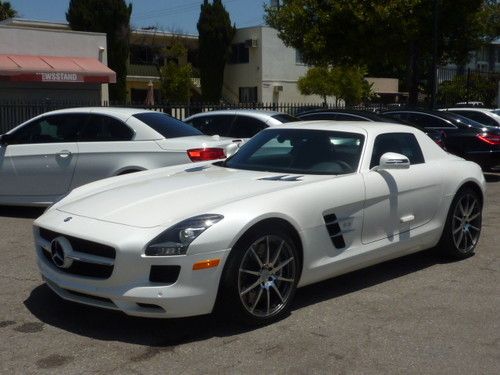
[438,187,482,259]
[218,227,300,325]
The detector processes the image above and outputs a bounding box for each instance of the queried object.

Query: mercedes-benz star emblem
[50,237,74,269]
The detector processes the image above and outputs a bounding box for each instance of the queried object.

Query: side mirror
[377,152,410,170]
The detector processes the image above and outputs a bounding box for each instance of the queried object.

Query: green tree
[266,1,488,106]
[67,0,132,102]
[331,65,374,107]
[438,73,498,107]
[158,43,194,103]
[297,66,336,105]
[197,0,235,102]
[298,65,373,106]
[0,1,17,21]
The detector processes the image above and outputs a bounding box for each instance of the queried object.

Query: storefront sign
[37,72,83,82]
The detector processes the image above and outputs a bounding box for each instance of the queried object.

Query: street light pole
[430,0,440,109]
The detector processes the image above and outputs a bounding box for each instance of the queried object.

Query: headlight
[145,214,223,256]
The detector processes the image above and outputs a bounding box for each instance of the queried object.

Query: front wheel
[218,227,300,325]
[438,187,482,259]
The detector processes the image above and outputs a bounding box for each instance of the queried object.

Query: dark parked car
[297,109,445,149]
[441,108,500,128]
[184,110,298,139]
[383,109,500,170]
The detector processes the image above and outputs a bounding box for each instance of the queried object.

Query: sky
[9,0,268,35]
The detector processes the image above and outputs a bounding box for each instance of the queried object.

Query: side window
[230,116,267,138]
[79,115,133,142]
[370,133,425,168]
[406,113,454,128]
[9,114,83,144]
[187,115,235,136]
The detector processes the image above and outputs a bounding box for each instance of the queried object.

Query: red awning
[0,54,116,83]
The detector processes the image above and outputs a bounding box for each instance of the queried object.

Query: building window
[239,87,258,103]
[295,49,305,65]
[130,44,164,66]
[229,43,249,64]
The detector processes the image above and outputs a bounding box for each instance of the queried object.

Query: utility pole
[430,0,439,110]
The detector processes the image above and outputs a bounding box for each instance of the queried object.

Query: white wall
[223,26,336,104]
[222,27,262,102]
[0,25,109,103]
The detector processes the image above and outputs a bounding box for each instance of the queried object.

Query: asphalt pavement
[0,174,499,374]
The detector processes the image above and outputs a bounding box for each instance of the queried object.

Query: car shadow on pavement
[24,248,458,347]
[0,205,45,219]
[484,172,500,183]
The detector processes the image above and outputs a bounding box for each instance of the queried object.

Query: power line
[134,0,244,21]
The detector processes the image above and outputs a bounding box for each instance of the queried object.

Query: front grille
[64,289,115,305]
[39,228,116,259]
[324,213,346,249]
[38,227,115,279]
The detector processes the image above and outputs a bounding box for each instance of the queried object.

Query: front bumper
[34,211,231,318]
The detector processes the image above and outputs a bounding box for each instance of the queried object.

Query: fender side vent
[324,213,346,249]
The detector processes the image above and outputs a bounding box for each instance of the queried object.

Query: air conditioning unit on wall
[245,38,258,48]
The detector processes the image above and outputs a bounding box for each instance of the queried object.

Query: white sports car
[0,107,238,206]
[33,121,486,325]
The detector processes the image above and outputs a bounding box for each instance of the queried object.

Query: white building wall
[0,25,109,102]
[260,26,331,104]
[222,27,262,102]
[223,26,335,104]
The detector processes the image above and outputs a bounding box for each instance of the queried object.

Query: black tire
[438,187,482,259]
[217,225,300,326]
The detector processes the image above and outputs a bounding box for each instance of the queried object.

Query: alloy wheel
[452,193,481,253]
[238,235,296,318]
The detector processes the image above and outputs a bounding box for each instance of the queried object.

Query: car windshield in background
[223,128,364,175]
[271,114,299,123]
[133,112,203,138]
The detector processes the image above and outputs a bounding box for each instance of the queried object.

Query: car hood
[57,165,330,228]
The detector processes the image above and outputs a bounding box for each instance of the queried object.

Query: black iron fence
[437,67,499,108]
[0,100,390,134]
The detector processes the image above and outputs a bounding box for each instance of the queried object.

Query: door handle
[400,214,415,223]
[57,150,72,158]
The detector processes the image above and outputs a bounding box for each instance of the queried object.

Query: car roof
[444,108,496,113]
[299,108,380,119]
[277,120,419,135]
[34,107,158,120]
[185,109,284,120]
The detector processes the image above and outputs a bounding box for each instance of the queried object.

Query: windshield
[133,112,203,138]
[223,128,364,175]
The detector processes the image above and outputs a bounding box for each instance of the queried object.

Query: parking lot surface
[1,174,499,375]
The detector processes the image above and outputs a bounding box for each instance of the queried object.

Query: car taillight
[187,148,226,161]
[476,134,500,145]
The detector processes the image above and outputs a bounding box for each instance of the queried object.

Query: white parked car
[442,107,500,128]
[34,121,485,325]
[184,109,298,139]
[0,107,238,206]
